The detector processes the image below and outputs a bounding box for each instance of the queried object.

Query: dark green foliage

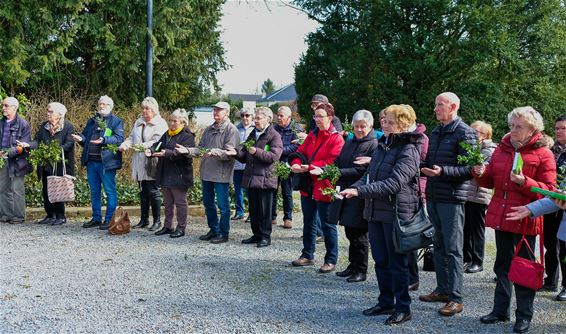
[273,161,291,179]
[457,141,484,166]
[319,164,341,185]
[243,138,256,151]
[0,0,227,109]
[27,141,63,169]
[294,0,566,140]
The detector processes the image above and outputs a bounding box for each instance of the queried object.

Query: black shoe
[466,263,483,273]
[242,236,260,244]
[347,272,367,283]
[170,230,185,238]
[231,214,244,221]
[257,238,271,248]
[540,283,558,292]
[556,287,566,301]
[98,221,110,230]
[336,267,354,277]
[199,230,215,241]
[83,219,102,228]
[148,221,161,232]
[210,235,228,244]
[480,312,510,324]
[362,304,394,316]
[463,262,471,271]
[155,227,174,236]
[408,282,419,291]
[133,219,149,229]
[37,217,54,225]
[51,218,66,226]
[384,312,412,325]
[513,319,530,333]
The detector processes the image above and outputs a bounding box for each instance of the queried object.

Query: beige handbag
[47,149,76,203]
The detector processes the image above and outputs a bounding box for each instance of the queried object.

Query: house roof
[257,83,297,102]
[193,106,213,112]
[228,93,262,102]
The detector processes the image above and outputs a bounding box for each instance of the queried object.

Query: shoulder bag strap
[53,148,66,176]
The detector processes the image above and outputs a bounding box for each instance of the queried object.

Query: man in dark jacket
[419,92,477,317]
[272,106,302,229]
[72,95,124,230]
[0,97,32,223]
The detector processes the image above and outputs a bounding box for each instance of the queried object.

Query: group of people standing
[1,90,565,333]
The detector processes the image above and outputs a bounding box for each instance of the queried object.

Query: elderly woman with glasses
[18,102,75,226]
[232,107,255,221]
[234,107,283,247]
[119,97,168,231]
[145,109,195,238]
[290,102,344,273]
[472,107,555,333]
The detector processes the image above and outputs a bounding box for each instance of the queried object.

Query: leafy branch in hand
[133,144,145,152]
[28,141,62,168]
[273,161,291,179]
[0,149,9,169]
[343,115,352,133]
[320,187,339,198]
[318,164,341,185]
[96,117,107,130]
[103,143,119,154]
[291,125,304,144]
[243,138,256,151]
[198,147,210,155]
[457,140,484,166]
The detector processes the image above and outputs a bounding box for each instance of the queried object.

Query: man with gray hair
[72,95,124,230]
[419,92,477,317]
[0,97,32,223]
[272,105,303,228]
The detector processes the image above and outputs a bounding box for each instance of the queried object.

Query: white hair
[4,97,19,109]
[277,106,292,117]
[48,102,67,118]
[98,95,114,111]
[170,108,189,125]
[351,109,374,127]
[508,106,545,132]
[255,107,273,122]
[141,96,159,115]
[438,92,460,111]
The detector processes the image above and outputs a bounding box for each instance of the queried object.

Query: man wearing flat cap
[0,97,32,223]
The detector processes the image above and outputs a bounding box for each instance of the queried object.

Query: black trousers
[248,188,273,240]
[493,230,536,321]
[463,201,487,266]
[408,250,419,285]
[139,180,162,222]
[344,226,369,274]
[543,211,566,288]
[41,172,65,219]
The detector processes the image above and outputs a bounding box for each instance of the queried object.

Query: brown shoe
[291,257,314,267]
[283,219,292,229]
[419,291,449,303]
[319,263,336,273]
[272,219,277,225]
[438,301,464,316]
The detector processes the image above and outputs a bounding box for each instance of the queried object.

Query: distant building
[192,106,214,126]
[228,93,262,109]
[257,83,297,107]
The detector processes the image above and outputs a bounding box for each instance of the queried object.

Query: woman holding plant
[326,109,378,283]
[20,102,75,226]
[146,109,195,238]
[234,107,282,247]
[340,104,422,325]
[118,97,168,231]
[472,107,555,333]
[289,102,344,273]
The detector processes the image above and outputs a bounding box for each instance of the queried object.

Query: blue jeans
[300,196,338,264]
[202,180,230,237]
[233,170,247,217]
[368,221,411,313]
[86,162,117,223]
[427,201,465,303]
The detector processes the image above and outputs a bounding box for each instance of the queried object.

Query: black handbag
[392,180,434,254]
[419,247,435,272]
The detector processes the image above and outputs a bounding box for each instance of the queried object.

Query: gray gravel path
[1,214,564,333]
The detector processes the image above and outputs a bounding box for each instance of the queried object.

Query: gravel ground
[1,212,564,334]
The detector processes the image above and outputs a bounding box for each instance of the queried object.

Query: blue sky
[217,0,319,94]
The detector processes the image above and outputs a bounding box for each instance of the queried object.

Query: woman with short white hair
[146,109,195,238]
[20,102,76,225]
[119,97,168,231]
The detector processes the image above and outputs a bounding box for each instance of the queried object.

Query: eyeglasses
[313,115,329,120]
[242,114,252,118]
[2,104,12,107]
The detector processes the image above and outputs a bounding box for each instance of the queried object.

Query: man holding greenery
[0,97,32,223]
[72,95,124,230]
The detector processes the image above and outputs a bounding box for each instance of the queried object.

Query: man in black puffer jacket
[419,92,477,317]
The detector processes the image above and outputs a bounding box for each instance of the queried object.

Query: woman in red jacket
[290,103,344,273]
[473,107,555,334]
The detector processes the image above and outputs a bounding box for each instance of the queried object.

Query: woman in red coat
[473,107,555,334]
[290,102,344,273]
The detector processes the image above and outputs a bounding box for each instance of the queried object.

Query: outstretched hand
[506,206,531,220]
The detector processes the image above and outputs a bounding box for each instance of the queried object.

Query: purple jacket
[0,114,32,177]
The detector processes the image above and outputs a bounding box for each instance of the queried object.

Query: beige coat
[199,119,239,183]
[120,115,168,181]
